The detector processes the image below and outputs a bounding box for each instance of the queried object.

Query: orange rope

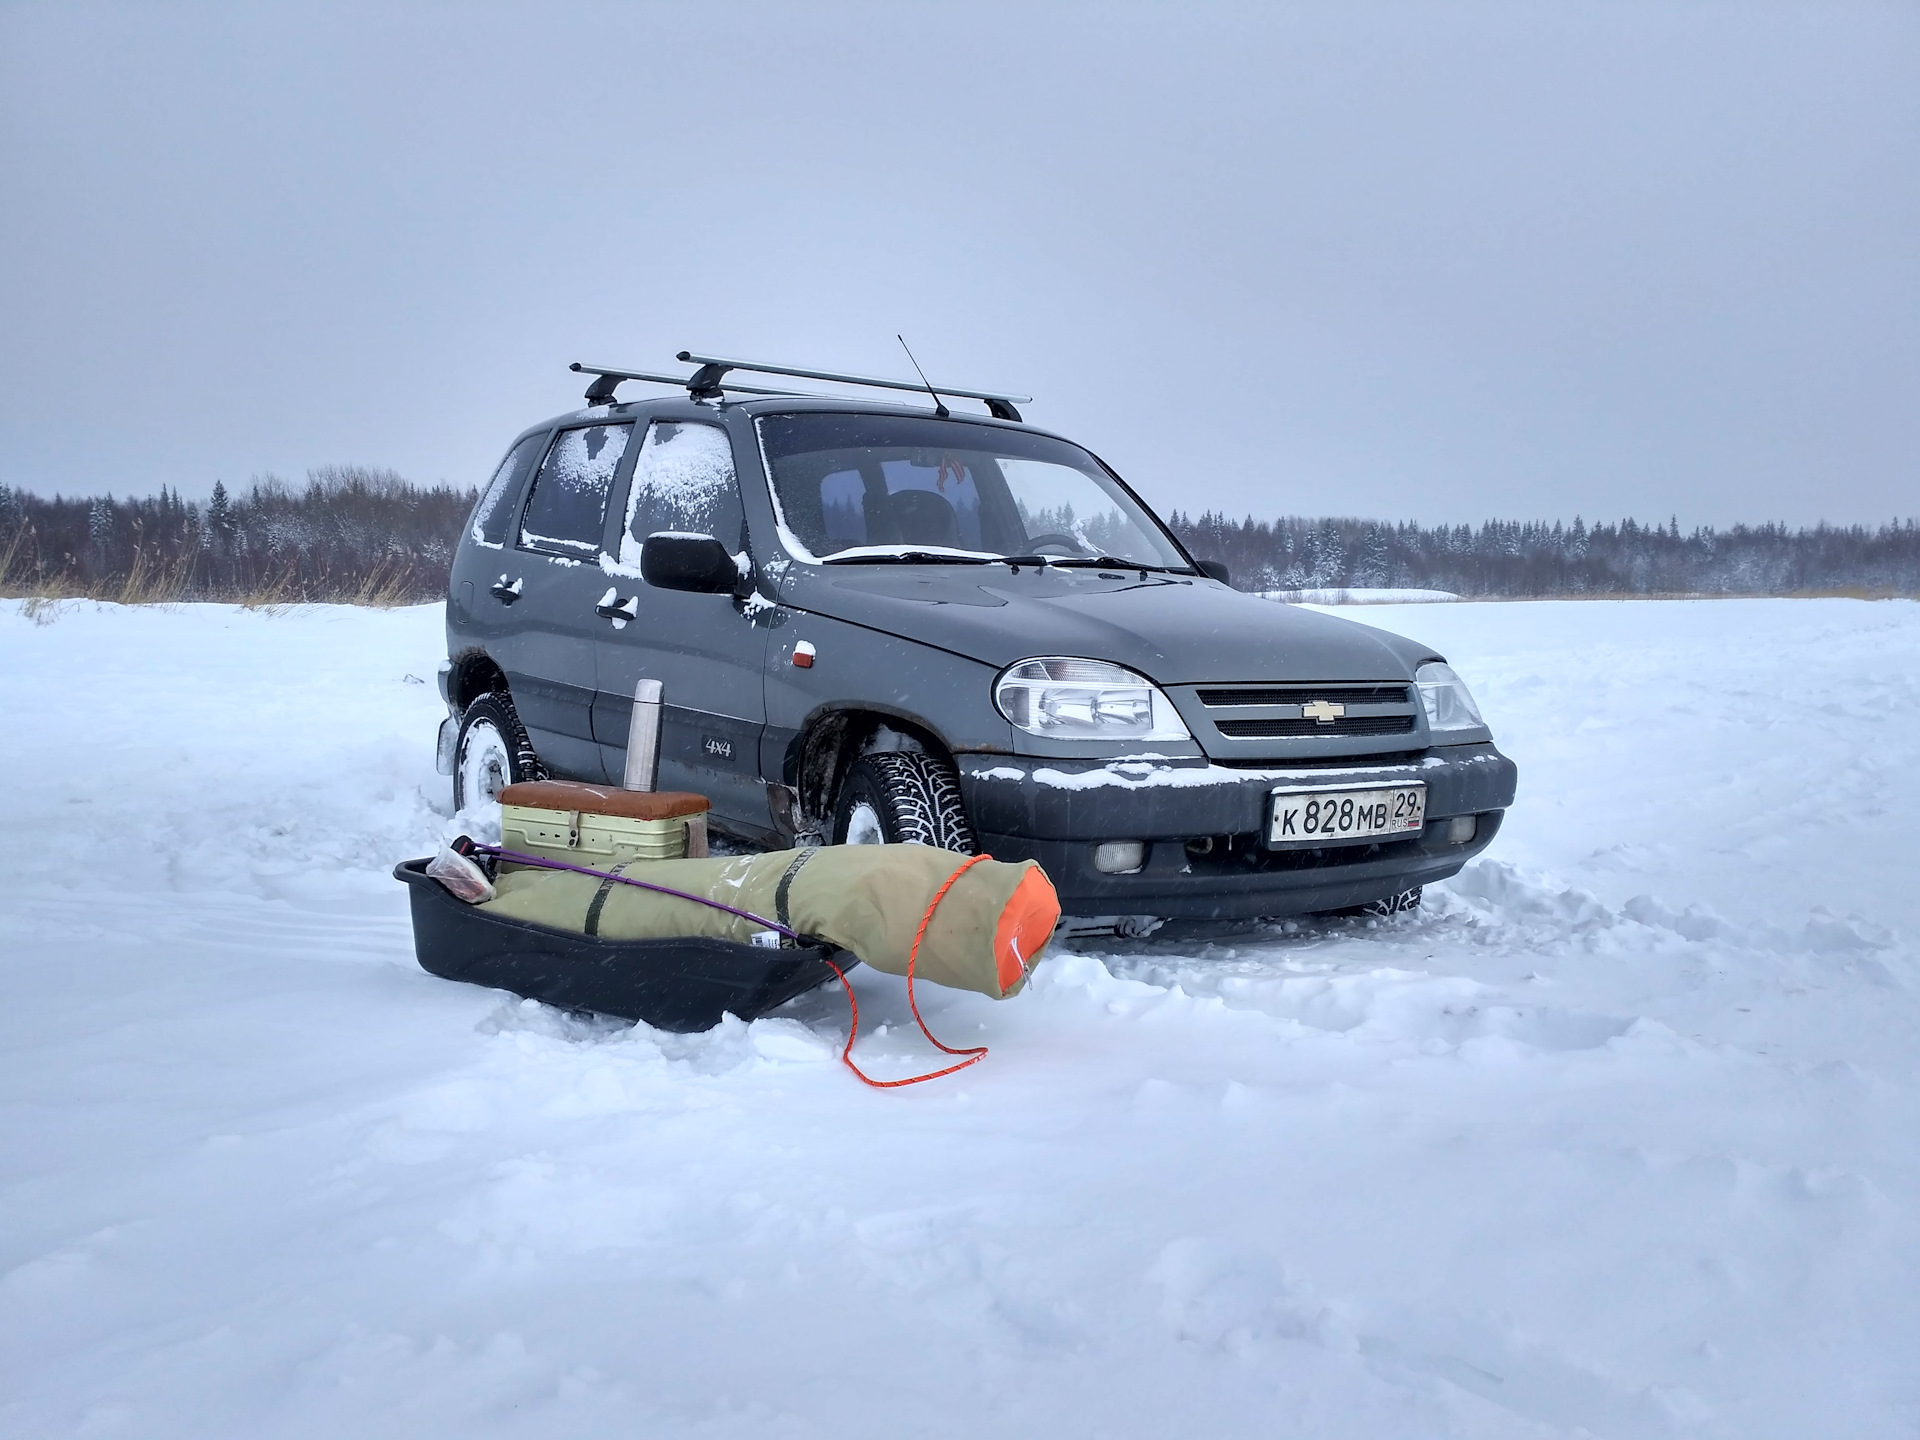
[828,854,991,1088]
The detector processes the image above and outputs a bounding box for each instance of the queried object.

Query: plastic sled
[394,858,846,1032]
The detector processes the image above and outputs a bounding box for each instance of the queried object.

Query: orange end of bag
[993,866,1061,995]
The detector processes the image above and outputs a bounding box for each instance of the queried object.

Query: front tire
[831,751,978,852]
[1370,885,1423,915]
[1321,885,1424,920]
[453,692,542,811]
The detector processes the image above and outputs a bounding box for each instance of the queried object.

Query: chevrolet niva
[437,353,1517,923]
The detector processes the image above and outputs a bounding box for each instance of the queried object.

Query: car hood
[776,566,1438,682]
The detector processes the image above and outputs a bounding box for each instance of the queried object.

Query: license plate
[1268,782,1426,848]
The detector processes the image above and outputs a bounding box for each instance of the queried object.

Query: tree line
[1167,511,1920,597]
[3,472,1915,602]
[0,469,478,604]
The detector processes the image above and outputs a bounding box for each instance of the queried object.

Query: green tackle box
[497,780,710,868]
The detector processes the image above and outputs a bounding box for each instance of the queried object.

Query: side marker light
[792,640,816,669]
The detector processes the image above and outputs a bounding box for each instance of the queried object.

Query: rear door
[591,417,769,823]
[499,420,635,780]
[448,427,548,647]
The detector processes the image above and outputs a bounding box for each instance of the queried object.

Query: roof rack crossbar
[676,351,1027,421]
[569,356,1030,422]
[568,363,811,404]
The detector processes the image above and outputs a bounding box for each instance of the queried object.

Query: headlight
[994,658,1192,742]
[1416,661,1486,734]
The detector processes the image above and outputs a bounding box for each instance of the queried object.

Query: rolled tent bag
[481,844,1059,1000]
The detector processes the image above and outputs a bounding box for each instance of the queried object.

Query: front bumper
[959,743,1517,919]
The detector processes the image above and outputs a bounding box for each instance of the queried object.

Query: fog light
[1093,840,1146,874]
[1445,815,1478,845]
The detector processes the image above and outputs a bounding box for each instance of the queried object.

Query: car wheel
[831,751,978,853]
[1317,886,1423,920]
[453,692,542,811]
[1370,886,1422,915]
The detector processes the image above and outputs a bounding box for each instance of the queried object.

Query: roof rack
[567,363,806,406]
[568,353,1028,422]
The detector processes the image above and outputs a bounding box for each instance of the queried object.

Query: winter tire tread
[833,750,978,854]
[453,690,545,810]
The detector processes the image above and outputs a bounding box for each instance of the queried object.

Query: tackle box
[498,780,710,867]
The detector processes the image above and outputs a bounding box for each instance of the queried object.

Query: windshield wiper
[1044,555,1180,573]
[822,550,994,566]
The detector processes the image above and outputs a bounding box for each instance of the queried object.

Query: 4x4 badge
[1301,700,1346,724]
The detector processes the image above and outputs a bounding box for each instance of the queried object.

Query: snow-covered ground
[4,596,1918,1439]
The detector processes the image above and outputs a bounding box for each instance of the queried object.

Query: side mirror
[640,532,740,594]
[1196,559,1231,585]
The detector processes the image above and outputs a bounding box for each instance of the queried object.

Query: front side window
[618,421,744,568]
[756,412,1187,568]
[470,430,547,547]
[518,423,632,555]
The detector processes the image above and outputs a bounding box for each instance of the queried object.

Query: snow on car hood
[776,565,1436,682]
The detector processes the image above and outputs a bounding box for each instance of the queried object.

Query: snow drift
[3,595,1918,1438]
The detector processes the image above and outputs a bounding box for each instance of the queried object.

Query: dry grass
[110,547,193,606]
[347,555,424,608]
[0,525,51,597]
[0,524,24,588]
[3,530,192,610]
[0,524,86,604]
[234,564,304,612]
[0,573,84,602]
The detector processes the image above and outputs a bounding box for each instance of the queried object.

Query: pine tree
[208,480,232,542]
[87,496,114,571]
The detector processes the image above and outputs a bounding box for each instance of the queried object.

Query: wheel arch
[781,702,956,828]
[447,647,511,715]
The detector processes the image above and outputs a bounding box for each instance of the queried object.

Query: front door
[591,417,769,825]
[500,420,635,781]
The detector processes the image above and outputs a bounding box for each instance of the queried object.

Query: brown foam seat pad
[498,781,710,819]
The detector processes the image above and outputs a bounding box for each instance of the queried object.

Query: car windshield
[755,412,1190,568]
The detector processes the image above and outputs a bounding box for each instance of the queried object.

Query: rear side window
[469,431,547,548]
[518,423,632,555]
[618,421,743,567]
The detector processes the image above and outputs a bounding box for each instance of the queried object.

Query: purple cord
[477,844,803,940]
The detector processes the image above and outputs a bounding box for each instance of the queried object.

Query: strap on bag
[773,848,815,944]
[583,858,637,937]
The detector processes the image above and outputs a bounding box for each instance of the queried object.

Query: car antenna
[896,335,950,418]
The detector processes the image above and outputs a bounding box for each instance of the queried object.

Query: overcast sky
[2,1,1914,527]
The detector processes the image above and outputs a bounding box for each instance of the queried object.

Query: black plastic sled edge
[394,858,847,1033]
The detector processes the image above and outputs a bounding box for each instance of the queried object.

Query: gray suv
[437,353,1517,921]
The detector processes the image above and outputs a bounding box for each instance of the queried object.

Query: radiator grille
[1215,714,1417,738]
[1198,685,1410,708]
[1194,680,1422,742]
[1212,750,1426,769]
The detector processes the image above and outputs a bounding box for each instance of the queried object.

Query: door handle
[489,575,523,604]
[595,587,639,627]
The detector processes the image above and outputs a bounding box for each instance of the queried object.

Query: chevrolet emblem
[1301,699,1346,724]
